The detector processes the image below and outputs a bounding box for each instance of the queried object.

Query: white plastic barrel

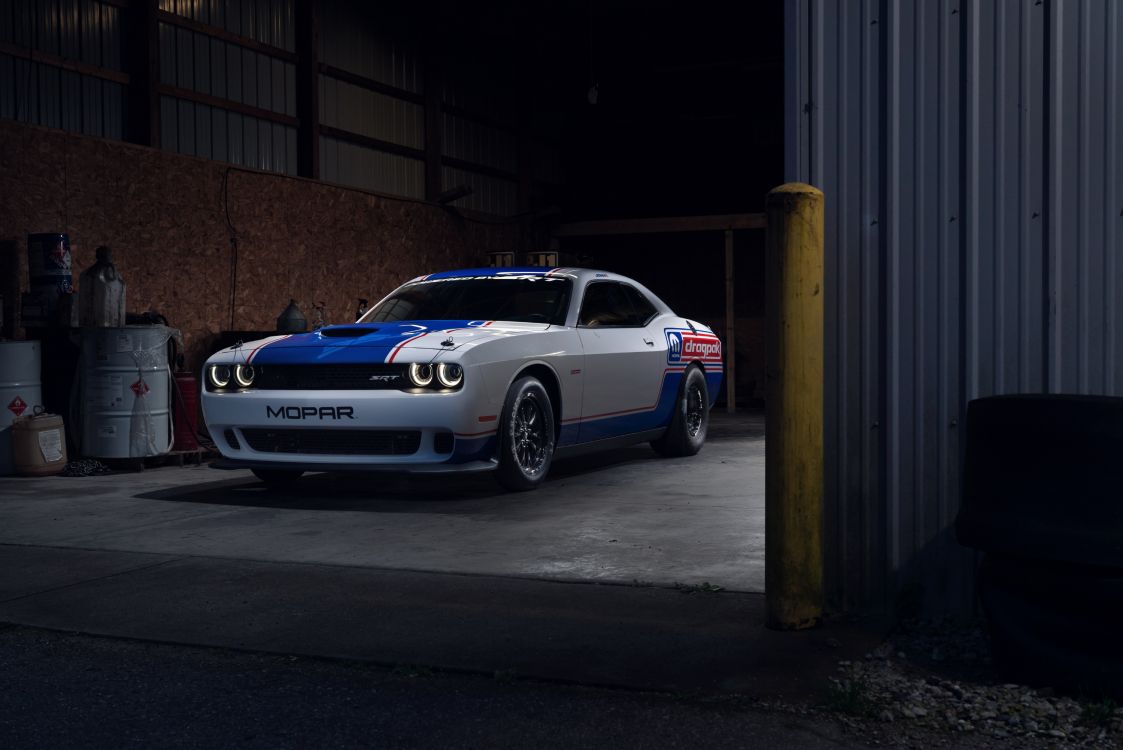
[0,341,43,475]
[79,326,174,458]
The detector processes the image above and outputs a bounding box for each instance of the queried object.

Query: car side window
[579,282,647,327]
[622,285,658,326]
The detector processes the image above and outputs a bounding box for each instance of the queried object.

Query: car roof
[412,267,633,285]
[402,267,674,317]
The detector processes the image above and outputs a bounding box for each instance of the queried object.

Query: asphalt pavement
[0,625,864,749]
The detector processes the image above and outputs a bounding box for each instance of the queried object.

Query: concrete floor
[0,412,764,591]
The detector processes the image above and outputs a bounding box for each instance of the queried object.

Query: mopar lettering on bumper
[266,405,356,420]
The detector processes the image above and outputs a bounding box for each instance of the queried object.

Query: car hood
[216,321,552,365]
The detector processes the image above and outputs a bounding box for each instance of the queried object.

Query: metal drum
[79,326,174,458]
[0,341,43,475]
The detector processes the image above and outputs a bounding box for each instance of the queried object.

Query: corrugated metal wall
[158,0,297,174]
[316,1,426,198]
[320,135,425,199]
[318,2,420,93]
[3,0,550,215]
[0,0,124,138]
[788,0,1123,613]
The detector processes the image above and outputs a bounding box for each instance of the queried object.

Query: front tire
[252,468,304,487]
[651,365,709,457]
[496,376,556,492]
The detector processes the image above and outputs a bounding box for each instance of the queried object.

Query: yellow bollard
[765,183,824,631]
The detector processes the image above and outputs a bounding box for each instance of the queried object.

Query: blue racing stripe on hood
[250,321,482,365]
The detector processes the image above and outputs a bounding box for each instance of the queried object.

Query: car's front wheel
[496,375,556,492]
[651,365,709,457]
[252,468,304,487]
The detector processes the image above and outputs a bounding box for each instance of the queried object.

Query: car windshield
[360,275,573,325]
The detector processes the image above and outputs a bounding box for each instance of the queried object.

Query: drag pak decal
[665,328,722,366]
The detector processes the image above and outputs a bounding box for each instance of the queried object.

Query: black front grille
[253,364,407,390]
[240,428,421,455]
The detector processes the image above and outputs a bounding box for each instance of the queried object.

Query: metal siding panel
[159,22,176,86]
[285,126,296,175]
[284,61,295,117]
[255,0,268,46]
[104,81,121,139]
[224,0,239,37]
[1077,0,1107,393]
[258,118,271,171]
[240,0,254,48]
[40,65,60,128]
[227,111,243,164]
[210,36,226,99]
[271,56,283,113]
[1110,3,1123,393]
[176,27,193,90]
[177,97,195,155]
[83,73,103,135]
[160,94,177,149]
[1047,0,1121,395]
[59,0,77,59]
[225,42,241,102]
[272,121,285,172]
[241,47,256,106]
[0,3,11,43]
[211,106,227,162]
[242,112,257,168]
[1048,0,1081,391]
[256,51,270,111]
[103,3,120,70]
[195,101,212,158]
[320,133,337,181]
[60,68,80,132]
[0,56,13,118]
[193,29,210,94]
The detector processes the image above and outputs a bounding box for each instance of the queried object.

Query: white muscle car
[201,267,723,490]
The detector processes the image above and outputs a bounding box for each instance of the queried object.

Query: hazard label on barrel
[8,396,27,417]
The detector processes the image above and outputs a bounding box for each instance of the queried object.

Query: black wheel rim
[685,381,705,438]
[512,392,550,476]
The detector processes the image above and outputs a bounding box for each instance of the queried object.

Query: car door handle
[643,338,654,346]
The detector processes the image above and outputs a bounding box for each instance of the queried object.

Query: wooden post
[765,183,824,631]
[295,0,321,179]
[724,229,736,413]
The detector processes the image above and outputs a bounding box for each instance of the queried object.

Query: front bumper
[200,383,500,470]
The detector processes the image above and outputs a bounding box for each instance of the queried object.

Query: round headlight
[437,363,463,388]
[409,362,434,387]
[234,364,255,388]
[209,364,232,388]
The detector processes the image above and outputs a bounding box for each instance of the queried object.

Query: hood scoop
[317,325,378,338]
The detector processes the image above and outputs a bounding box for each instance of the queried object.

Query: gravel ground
[810,620,1123,749]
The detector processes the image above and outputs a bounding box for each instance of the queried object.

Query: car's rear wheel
[496,375,556,492]
[252,468,304,487]
[651,365,709,457]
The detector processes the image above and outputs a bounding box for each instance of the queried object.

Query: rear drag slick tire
[651,365,709,457]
